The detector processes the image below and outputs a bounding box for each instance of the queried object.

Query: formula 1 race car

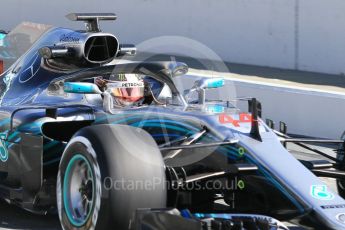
[1,13,345,230]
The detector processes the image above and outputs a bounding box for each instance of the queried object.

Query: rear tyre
[57,124,167,230]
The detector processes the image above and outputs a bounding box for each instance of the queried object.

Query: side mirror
[0,32,6,47]
[184,78,225,105]
[117,44,137,57]
[194,78,225,90]
[64,82,102,94]
[39,46,71,59]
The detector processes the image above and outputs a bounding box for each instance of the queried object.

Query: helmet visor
[110,86,144,103]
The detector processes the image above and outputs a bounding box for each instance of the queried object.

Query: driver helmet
[105,73,145,107]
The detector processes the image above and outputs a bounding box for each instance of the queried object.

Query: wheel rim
[63,154,95,227]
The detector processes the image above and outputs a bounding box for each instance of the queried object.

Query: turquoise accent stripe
[7,131,19,141]
[131,119,199,132]
[131,123,194,134]
[17,121,43,133]
[7,137,21,149]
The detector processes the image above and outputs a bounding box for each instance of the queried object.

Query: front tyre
[57,125,167,230]
[57,136,102,230]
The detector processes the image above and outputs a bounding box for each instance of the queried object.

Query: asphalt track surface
[0,200,60,230]
[0,143,338,230]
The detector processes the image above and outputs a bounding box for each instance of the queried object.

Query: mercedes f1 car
[1,13,345,230]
